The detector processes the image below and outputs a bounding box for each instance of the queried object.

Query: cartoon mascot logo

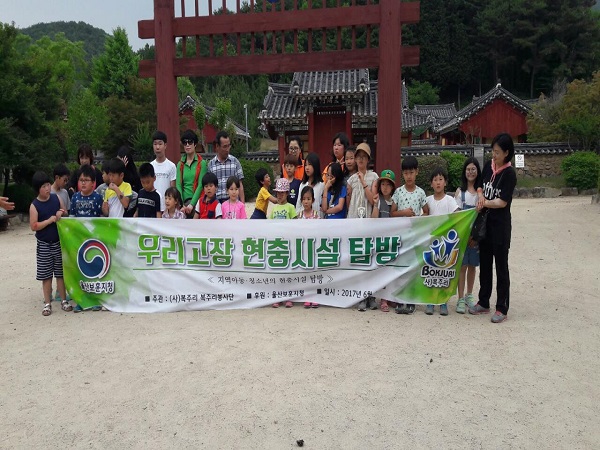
[423,229,460,269]
[77,239,111,279]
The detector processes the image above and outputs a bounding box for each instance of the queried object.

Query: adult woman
[176,129,207,218]
[469,133,517,323]
[117,146,141,193]
[322,132,349,181]
[282,136,304,180]
[68,144,104,196]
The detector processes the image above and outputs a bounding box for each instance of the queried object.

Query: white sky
[0,0,236,50]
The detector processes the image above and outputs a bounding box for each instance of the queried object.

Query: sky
[0,0,223,50]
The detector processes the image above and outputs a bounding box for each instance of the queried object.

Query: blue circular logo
[77,239,111,279]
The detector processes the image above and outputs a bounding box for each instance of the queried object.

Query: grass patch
[517,175,565,189]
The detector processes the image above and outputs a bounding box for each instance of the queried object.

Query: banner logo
[421,230,459,288]
[77,239,111,279]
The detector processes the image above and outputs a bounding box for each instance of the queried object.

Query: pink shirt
[221,200,247,219]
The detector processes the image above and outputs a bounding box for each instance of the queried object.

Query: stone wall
[515,154,565,178]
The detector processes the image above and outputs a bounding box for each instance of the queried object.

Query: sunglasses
[182,139,195,145]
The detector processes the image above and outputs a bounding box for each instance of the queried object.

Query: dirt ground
[1,197,599,449]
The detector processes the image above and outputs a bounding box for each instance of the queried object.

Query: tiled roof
[291,69,370,97]
[179,95,250,139]
[400,142,579,157]
[436,83,532,134]
[261,79,434,131]
[401,145,472,157]
[414,103,457,119]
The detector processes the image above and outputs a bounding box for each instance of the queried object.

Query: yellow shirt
[255,186,271,214]
[104,181,133,217]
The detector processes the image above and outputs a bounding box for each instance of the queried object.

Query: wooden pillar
[345,107,353,144]
[308,108,315,154]
[154,0,180,162]
[377,0,403,176]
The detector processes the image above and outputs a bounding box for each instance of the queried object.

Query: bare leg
[42,278,53,303]
[457,266,467,298]
[56,278,67,302]
[466,265,477,295]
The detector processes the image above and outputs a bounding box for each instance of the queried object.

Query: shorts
[462,245,480,267]
[36,239,63,280]
[250,208,267,219]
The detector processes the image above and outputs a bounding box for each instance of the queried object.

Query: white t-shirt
[455,189,478,210]
[151,158,177,211]
[426,194,459,216]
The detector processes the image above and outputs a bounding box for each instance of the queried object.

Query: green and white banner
[57,210,477,312]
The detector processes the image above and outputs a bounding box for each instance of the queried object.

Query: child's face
[431,174,447,194]
[355,151,368,170]
[465,163,478,182]
[204,183,217,199]
[140,176,156,192]
[276,191,288,204]
[284,163,296,179]
[380,179,394,197]
[304,162,314,178]
[79,175,95,196]
[301,192,314,210]
[402,168,418,187]
[262,174,271,187]
[333,138,345,160]
[227,183,239,202]
[326,168,335,183]
[153,140,167,159]
[38,182,51,200]
[54,175,69,190]
[344,151,356,172]
[102,171,109,184]
[165,194,177,210]
[108,172,124,186]
[79,156,91,166]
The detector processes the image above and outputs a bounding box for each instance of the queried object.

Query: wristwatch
[119,194,124,200]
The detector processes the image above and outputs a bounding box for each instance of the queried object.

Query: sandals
[42,303,52,316]
[380,301,390,313]
[61,300,73,312]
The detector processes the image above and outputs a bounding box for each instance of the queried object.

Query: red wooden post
[153,0,180,162]
[377,0,402,177]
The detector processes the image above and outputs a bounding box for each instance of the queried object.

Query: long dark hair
[117,146,141,192]
[303,152,322,186]
[327,162,345,204]
[460,157,482,191]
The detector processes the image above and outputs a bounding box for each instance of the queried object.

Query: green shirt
[269,202,297,219]
[176,154,207,208]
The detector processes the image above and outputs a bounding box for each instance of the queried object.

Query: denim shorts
[462,246,480,267]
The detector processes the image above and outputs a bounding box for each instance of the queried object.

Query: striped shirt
[208,154,244,202]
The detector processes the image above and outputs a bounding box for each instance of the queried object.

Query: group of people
[26,128,516,324]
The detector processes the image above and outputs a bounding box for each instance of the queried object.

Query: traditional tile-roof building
[260,69,434,167]
[179,95,249,152]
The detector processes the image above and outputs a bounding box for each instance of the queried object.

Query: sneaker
[357,300,367,311]
[465,293,476,308]
[272,303,280,308]
[304,302,311,308]
[285,301,293,308]
[91,305,102,311]
[311,303,319,308]
[395,303,406,314]
[405,304,416,314]
[468,303,491,315]
[368,297,378,310]
[456,297,466,314]
[491,311,507,323]
[425,304,434,315]
[54,291,62,303]
[440,303,449,316]
[73,304,83,313]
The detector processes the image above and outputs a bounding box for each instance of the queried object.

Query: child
[51,164,71,214]
[222,176,247,219]
[296,185,320,220]
[134,163,163,218]
[193,172,222,219]
[102,158,132,218]
[68,144,103,195]
[283,154,302,207]
[296,152,324,218]
[95,163,110,199]
[454,157,482,314]
[269,178,297,220]
[370,169,399,313]
[424,167,459,316]
[71,165,104,218]
[343,146,357,185]
[346,143,378,219]
[162,187,186,219]
[250,168,277,219]
[322,162,347,219]
[150,131,177,212]
[29,171,72,316]
[391,155,429,314]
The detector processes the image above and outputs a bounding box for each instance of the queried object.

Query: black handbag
[471,209,488,242]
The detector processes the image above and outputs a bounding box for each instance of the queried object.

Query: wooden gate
[138,0,419,175]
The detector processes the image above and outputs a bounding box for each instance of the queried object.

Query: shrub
[4,183,36,214]
[561,151,600,190]
[408,155,447,194]
[240,159,274,201]
[440,151,466,192]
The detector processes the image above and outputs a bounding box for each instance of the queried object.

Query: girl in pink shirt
[221,176,247,219]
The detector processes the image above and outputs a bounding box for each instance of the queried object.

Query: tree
[65,88,110,159]
[91,27,139,100]
[407,81,440,107]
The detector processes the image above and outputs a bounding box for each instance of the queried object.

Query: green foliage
[439,151,466,191]
[239,159,274,201]
[193,105,207,144]
[407,81,440,107]
[91,28,139,100]
[4,183,35,213]
[410,155,447,194]
[129,122,154,162]
[516,175,565,189]
[66,88,109,160]
[177,77,196,101]
[561,151,600,190]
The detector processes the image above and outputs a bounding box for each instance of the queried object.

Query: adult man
[208,131,245,203]
[150,131,176,211]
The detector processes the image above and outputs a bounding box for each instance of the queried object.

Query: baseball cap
[355,143,371,160]
[377,169,396,190]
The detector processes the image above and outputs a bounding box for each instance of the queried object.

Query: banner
[57,210,477,312]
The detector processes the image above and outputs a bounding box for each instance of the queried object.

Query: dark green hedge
[561,151,600,190]
[3,183,36,214]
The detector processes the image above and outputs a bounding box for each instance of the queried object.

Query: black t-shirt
[481,161,517,246]
[136,189,162,218]
[287,178,301,206]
